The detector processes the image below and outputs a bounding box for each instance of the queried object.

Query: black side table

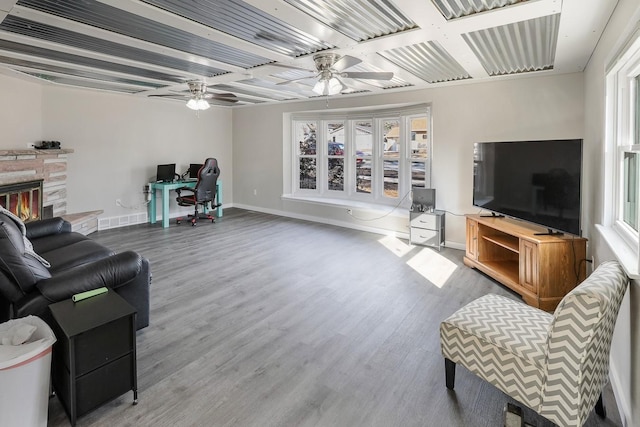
[49,291,138,426]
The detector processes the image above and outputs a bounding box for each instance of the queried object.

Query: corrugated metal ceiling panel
[284,0,416,42]
[431,0,528,20]
[0,38,185,83]
[16,0,272,68]
[0,15,227,79]
[462,14,559,76]
[142,0,334,57]
[380,41,471,83]
[16,70,143,93]
[0,55,166,88]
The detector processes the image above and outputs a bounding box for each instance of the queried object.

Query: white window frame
[293,120,319,194]
[602,26,640,277]
[289,105,431,208]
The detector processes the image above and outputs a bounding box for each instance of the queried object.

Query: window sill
[281,194,408,218]
[595,224,639,279]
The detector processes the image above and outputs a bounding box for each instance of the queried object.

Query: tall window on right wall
[605,30,640,258]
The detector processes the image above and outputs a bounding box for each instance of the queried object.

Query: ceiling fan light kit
[185,81,211,111]
[312,76,346,96]
[284,53,394,97]
[186,98,210,110]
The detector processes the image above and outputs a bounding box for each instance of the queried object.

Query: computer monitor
[156,163,176,182]
[189,163,203,179]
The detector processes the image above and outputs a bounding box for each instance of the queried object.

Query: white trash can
[0,315,57,427]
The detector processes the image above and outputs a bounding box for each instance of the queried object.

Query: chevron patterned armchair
[440,260,628,427]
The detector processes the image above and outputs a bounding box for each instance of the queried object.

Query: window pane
[411,161,426,188]
[328,158,344,191]
[356,158,372,194]
[296,122,316,155]
[636,76,640,146]
[355,120,372,156]
[383,160,399,198]
[327,122,344,155]
[299,158,317,190]
[410,116,428,159]
[623,152,638,231]
[382,119,400,158]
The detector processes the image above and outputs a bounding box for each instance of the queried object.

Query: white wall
[40,84,232,219]
[0,72,43,145]
[583,0,640,425]
[232,73,584,245]
[0,74,232,220]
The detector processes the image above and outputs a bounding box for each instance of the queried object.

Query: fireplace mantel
[0,148,73,217]
[0,148,74,156]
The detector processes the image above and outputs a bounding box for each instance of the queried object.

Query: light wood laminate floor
[47,208,621,427]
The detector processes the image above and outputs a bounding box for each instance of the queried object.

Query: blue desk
[148,180,222,228]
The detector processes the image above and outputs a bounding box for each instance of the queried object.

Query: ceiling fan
[149,80,238,110]
[278,53,394,96]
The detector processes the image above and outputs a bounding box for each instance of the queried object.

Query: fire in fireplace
[0,180,44,222]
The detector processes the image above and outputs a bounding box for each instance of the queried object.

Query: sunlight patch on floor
[406,248,457,288]
[378,235,413,257]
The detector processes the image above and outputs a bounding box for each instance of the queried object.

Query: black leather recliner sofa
[0,213,150,330]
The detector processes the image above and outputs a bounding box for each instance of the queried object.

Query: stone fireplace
[0,179,43,221]
[0,148,73,219]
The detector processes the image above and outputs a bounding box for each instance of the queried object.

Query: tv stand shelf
[464,214,587,311]
[482,234,519,253]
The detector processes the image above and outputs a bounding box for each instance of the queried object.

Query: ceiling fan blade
[332,55,361,72]
[267,62,315,73]
[204,92,238,102]
[340,71,394,80]
[148,94,187,98]
[207,98,239,106]
[277,75,317,85]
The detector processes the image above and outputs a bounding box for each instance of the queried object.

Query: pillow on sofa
[0,215,51,294]
[0,207,50,268]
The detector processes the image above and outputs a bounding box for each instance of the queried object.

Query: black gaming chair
[175,158,221,226]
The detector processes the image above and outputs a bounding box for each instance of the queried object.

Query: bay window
[291,105,431,207]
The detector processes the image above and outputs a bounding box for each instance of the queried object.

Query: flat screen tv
[473,139,582,236]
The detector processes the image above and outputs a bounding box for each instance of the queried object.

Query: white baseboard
[609,360,631,427]
[234,202,411,239]
[98,203,467,251]
[98,212,148,230]
[233,203,465,251]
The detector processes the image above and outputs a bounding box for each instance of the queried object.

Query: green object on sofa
[72,287,108,302]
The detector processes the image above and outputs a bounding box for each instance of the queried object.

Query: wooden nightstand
[49,291,138,426]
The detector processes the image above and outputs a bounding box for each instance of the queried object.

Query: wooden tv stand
[464,214,587,311]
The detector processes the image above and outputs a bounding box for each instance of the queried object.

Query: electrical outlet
[347,209,352,215]
[253,189,257,196]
